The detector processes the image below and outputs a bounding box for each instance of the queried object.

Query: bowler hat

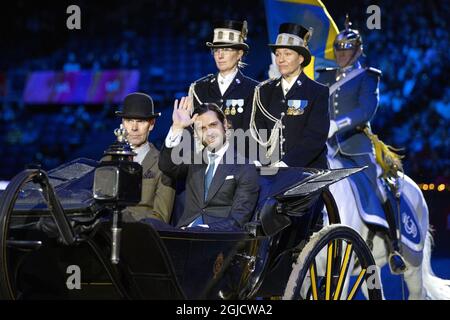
[115,92,161,119]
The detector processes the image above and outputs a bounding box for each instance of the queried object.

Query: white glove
[328,120,339,138]
[253,160,262,167]
[270,160,288,168]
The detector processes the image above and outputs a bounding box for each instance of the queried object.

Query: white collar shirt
[218,69,238,96]
[133,142,150,165]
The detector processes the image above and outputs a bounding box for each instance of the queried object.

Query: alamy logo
[66,265,81,290]
[66,5,81,30]
[366,5,381,30]
[366,265,381,290]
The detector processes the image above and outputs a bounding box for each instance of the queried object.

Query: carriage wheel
[0,170,42,299]
[0,169,129,300]
[284,224,382,300]
[321,188,340,224]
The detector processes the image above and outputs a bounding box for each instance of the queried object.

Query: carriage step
[7,240,43,250]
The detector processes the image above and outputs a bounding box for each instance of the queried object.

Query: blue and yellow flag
[264,0,339,79]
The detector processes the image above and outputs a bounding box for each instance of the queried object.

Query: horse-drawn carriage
[0,138,382,300]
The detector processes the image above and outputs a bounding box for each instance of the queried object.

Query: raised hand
[172,96,198,131]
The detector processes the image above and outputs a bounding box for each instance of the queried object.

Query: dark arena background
[0,0,448,300]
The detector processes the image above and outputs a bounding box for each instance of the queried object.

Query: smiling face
[275,48,304,78]
[212,48,243,75]
[122,118,155,147]
[194,110,227,151]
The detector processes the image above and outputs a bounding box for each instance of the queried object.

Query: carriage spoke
[333,243,353,300]
[347,268,367,300]
[309,259,319,300]
[325,241,334,300]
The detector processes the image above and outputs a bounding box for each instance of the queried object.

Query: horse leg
[420,231,450,299]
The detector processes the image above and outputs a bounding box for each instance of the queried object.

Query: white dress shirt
[281,76,297,96]
[132,142,150,165]
[205,141,229,176]
[218,68,238,96]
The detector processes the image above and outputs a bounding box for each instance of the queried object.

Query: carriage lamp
[93,125,143,264]
[93,125,142,205]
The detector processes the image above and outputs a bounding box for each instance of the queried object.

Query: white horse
[327,155,450,300]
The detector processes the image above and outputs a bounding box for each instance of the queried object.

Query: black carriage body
[1,158,359,300]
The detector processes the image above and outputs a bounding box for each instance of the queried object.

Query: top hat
[206,20,249,51]
[268,23,313,67]
[115,92,161,119]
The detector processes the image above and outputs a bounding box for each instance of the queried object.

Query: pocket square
[143,169,155,179]
[225,175,234,180]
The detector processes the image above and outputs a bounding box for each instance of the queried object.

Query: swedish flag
[265,0,339,79]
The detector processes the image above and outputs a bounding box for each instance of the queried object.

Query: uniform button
[281,99,285,103]
[282,125,286,129]
[337,88,341,91]
[335,94,339,98]
[335,110,339,114]
[220,99,223,103]
[334,102,338,106]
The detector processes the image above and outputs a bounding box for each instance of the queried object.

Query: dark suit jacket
[255,72,330,169]
[158,145,259,229]
[191,70,258,130]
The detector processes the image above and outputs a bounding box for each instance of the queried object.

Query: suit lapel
[205,162,229,203]
[192,164,207,204]
[141,143,158,171]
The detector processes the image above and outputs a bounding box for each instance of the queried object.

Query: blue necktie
[204,153,218,200]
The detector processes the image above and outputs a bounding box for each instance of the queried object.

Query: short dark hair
[192,103,226,125]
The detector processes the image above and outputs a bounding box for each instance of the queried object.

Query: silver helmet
[333,14,363,51]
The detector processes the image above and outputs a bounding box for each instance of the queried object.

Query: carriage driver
[316,15,406,273]
[113,92,176,223]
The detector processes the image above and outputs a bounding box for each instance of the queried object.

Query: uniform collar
[338,61,362,74]
[218,68,238,84]
[281,77,296,95]
[336,61,361,81]
[218,69,242,97]
[278,72,306,97]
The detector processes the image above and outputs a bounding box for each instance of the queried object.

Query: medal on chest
[286,100,308,116]
[225,99,244,115]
